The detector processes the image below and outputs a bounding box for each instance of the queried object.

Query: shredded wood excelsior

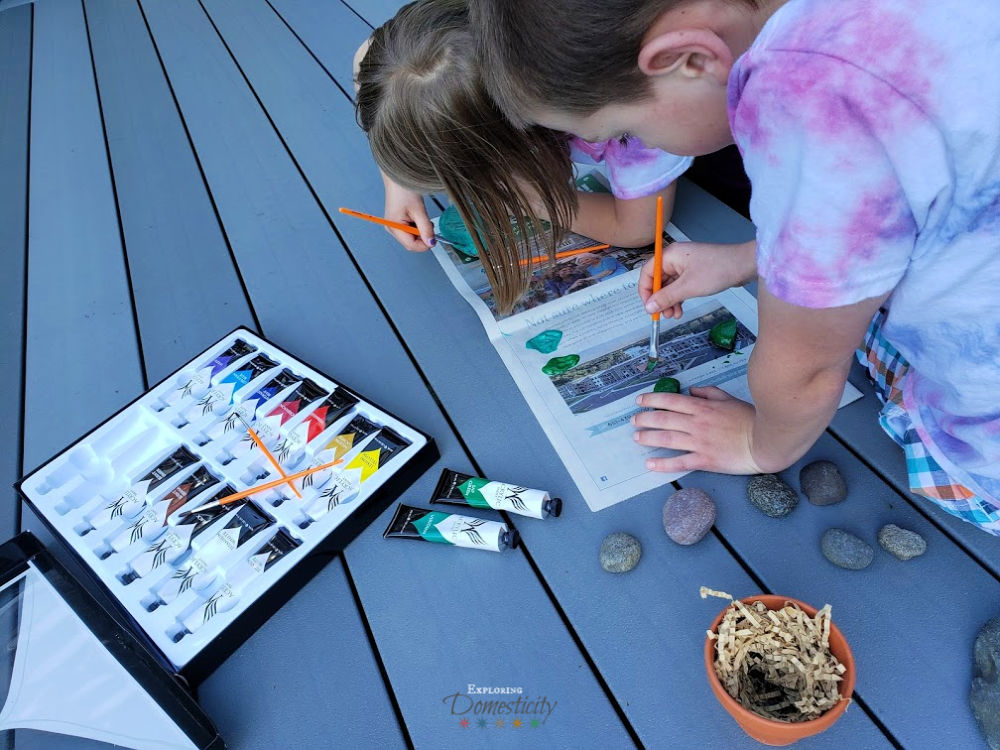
[703,588,847,722]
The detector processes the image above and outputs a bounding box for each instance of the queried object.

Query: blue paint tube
[119,486,245,584]
[198,368,301,444]
[173,353,278,425]
[155,339,256,410]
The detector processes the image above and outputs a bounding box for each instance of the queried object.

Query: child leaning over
[352,0,690,314]
[473,0,1000,533]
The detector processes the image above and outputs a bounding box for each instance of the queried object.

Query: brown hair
[355,0,576,314]
[472,0,759,127]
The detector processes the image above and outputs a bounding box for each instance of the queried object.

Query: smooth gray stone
[599,532,641,573]
[821,528,875,570]
[663,488,716,545]
[800,460,848,506]
[878,524,927,561]
[972,616,1000,750]
[746,474,799,518]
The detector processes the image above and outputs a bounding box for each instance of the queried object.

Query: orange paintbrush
[645,196,664,371]
[237,414,300,499]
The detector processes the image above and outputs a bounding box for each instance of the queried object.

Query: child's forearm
[572,186,676,247]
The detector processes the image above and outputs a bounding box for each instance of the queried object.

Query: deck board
[0,4,31,539]
[83,0,255,384]
[23,0,144,471]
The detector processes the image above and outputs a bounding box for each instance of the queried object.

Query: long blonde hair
[355,0,576,314]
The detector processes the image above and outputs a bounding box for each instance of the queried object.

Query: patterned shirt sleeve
[569,137,692,200]
[731,50,923,309]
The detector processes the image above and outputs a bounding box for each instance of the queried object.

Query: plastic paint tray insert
[16,328,437,680]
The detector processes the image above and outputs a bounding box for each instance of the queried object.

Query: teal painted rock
[438,205,479,257]
[653,377,680,394]
[709,317,738,351]
[542,354,580,375]
[526,330,563,354]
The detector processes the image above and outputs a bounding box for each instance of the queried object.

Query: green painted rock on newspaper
[526,330,563,354]
[709,317,738,351]
[542,354,580,376]
[653,377,680,394]
[438,205,479,257]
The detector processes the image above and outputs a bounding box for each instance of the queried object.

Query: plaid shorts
[860,311,1000,535]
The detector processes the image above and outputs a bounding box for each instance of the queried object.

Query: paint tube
[156,339,256,410]
[382,504,519,553]
[269,389,359,468]
[199,368,300,444]
[289,414,380,494]
[98,466,220,556]
[429,469,562,520]
[151,503,272,606]
[80,447,198,533]
[120,486,244,583]
[222,378,326,462]
[300,428,409,521]
[173,530,299,638]
[174,353,278,425]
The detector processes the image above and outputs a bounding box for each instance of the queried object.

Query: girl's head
[355,0,576,314]
[473,0,762,156]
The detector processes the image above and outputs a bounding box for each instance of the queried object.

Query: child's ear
[638,29,734,85]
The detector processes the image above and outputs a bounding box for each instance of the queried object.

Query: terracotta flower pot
[704,595,856,746]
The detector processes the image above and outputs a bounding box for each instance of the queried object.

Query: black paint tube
[383,504,519,553]
[429,469,562,520]
[120,485,245,583]
[175,530,300,638]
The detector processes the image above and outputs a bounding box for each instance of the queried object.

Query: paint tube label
[161,366,214,407]
[129,524,196,578]
[87,480,153,528]
[189,381,238,419]
[415,512,507,551]
[307,466,361,518]
[458,479,548,520]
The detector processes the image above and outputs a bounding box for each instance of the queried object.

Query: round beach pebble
[799,460,848,506]
[747,474,799,518]
[878,524,927,561]
[821,528,875,570]
[600,532,641,573]
[663,488,716,545]
[971,615,1000,750]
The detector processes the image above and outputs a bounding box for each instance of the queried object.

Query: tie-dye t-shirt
[569,137,691,200]
[728,0,1000,500]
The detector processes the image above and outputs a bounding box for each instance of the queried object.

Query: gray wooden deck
[3,1,999,748]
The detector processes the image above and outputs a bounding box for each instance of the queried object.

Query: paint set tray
[17,329,437,680]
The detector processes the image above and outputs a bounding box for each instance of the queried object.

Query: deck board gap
[81,0,150,392]
[134,0,265,340]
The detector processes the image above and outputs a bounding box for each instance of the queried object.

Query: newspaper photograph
[431,211,862,511]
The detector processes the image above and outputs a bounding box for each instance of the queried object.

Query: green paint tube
[382,504,519,553]
[429,469,561,519]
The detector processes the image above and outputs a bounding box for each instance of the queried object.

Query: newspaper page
[431,214,862,512]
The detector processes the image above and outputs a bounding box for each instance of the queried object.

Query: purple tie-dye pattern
[730,0,1000,500]
[568,136,690,200]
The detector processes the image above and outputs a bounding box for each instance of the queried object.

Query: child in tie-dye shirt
[475,0,1000,533]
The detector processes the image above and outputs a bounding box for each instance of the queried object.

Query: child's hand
[632,387,766,475]
[383,177,436,251]
[639,240,757,318]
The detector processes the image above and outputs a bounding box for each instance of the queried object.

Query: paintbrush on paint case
[235,413,301,499]
[645,196,665,372]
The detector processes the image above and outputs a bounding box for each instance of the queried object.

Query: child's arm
[572,184,677,248]
[633,286,889,474]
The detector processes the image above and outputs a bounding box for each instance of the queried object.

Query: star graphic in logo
[512,718,523,729]
[495,719,505,728]
[459,719,470,729]
[477,719,487,728]
[530,718,541,728]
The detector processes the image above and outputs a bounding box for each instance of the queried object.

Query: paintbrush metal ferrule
[646,318,660,371]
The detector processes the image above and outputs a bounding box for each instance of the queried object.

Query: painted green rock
[526,330,563,354]
[437,205,479,257]
[709,317,738,351]
[542,354,580,375]
[653,377,680,394]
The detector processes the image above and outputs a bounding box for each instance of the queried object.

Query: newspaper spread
[431,211,862,511]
